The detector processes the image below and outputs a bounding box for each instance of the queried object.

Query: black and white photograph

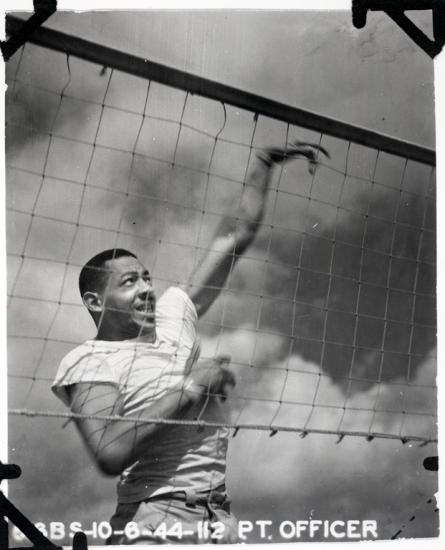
[1,1,442,547]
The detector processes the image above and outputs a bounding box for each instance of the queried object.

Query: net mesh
[5,39,437,443]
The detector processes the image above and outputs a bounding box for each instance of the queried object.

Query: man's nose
[138,278,153,294]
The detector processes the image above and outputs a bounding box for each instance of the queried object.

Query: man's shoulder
[59,340,134,374]
[158,285,190,305]
[60,340,100,368]
[53,341,119,406]
[157,286,197,320]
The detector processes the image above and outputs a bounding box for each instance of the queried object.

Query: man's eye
[122,278,135,285]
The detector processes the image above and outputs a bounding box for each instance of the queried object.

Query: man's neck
[96,323,157,343]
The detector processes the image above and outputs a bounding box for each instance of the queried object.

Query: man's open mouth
[134,302,155,313]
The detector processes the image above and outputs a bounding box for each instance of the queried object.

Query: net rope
[6,37,437,444]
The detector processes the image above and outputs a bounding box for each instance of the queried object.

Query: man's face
[98,255,157,340]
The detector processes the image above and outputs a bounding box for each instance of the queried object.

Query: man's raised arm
[185,141,329,317]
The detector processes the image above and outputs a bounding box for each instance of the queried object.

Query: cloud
[196,328,438,540]
[196,172,435,393]
[199,325,436,440]
[225,350,438,541]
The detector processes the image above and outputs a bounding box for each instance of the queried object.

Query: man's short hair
[79,248,138,297]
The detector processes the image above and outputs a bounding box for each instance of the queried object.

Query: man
[52,141,328,544]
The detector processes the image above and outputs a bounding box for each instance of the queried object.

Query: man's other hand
[257,140,330,175]
[185,355,236,401]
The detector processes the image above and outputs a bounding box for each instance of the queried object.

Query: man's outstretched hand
[184,355,236,402]
[257,140,330,175]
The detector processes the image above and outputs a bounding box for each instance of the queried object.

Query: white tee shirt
[52,287,229,503]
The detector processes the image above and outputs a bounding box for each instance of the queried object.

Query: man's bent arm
[67,357,234,476]
[68,382,195,475]
[185,142,329,318]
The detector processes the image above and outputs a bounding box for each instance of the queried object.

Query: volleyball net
[5,16,437,444]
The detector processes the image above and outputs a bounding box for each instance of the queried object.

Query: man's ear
[82,291,103,312]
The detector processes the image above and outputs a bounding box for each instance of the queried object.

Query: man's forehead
[104,255,148,276]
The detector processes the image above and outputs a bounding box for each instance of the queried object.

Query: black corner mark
[1,0,57,62]
[351,0,445,58]
[73,531,88,550]
[0,461,88,550]
[352,0,369,28]
[423,456,438,471]
[0,462,21,481]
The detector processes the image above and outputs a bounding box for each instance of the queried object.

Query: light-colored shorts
[107,488,238,545]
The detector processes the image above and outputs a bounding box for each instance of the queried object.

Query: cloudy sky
[1,2,442,548]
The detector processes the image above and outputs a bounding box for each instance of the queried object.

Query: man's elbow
[234,223,256,254]
[95,447,126,476]
[97,458,122,477]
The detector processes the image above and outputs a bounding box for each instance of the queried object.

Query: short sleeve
[52,347,118,407]
[156,287,198,348]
